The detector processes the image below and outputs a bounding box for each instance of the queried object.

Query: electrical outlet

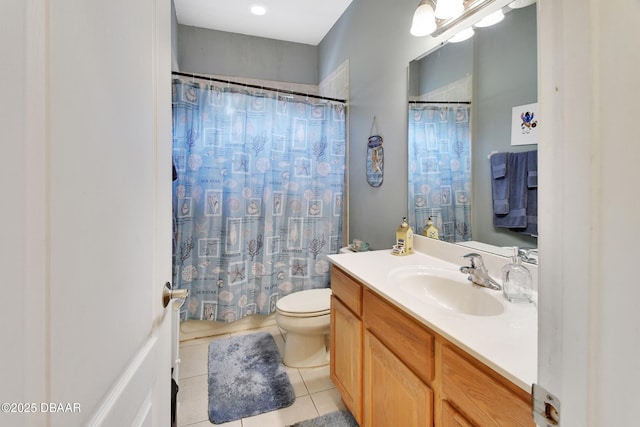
[532,383,560,426]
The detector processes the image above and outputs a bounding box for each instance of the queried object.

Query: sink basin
[387,266,504,316]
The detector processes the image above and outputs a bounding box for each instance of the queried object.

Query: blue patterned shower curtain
[407,104,472,242]
[172,78,347,322]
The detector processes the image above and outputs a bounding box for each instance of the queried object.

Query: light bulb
[410,3,437,37]
[475,9,505,28]
[449,27,475,42]
[435,0,464,20]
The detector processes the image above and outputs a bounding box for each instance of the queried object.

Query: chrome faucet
[518,248,538,264]
[459,253,501,291]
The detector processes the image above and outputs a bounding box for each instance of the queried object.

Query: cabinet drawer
[441,344,534,426]
[363,290,434,384]
[331,266,362,316]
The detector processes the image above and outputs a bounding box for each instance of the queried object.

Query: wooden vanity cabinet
[441,344,534,426]
[330,265,533,427]
[364,330,433,426]
[363,290,434,427]
[441,401,474,427]
[330,266,363,424]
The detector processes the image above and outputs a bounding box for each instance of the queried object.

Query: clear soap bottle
[502,247,533,303]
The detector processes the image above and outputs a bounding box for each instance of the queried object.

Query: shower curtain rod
[172,71,347,104]
[409,100,471,105]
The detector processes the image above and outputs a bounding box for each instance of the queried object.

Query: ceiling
[174,0,354,46]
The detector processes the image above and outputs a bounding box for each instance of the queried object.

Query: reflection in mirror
[407,4,538,257]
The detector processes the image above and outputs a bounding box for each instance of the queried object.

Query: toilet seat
[276,288,331,318]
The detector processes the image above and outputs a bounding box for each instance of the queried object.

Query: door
[1,0,174,426]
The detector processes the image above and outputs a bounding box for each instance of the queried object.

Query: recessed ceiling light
[250,4,267,16]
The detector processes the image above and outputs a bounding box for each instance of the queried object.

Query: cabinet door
[331,295,363,424]
[364,331,433,427]
[442,401,475,427]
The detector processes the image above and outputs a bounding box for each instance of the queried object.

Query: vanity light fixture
[448,27,475,42]
[508,0,536,8]
[474,8,504,27]
[413,0,512,38]
[249,3,267,16]
[435,0,464,20]
[410,0,437,37]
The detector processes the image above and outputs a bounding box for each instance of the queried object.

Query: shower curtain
[407,104,472,242]
[172,78,347,322]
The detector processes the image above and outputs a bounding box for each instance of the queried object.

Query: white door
[1,1,175,426]
[538,1,640,425]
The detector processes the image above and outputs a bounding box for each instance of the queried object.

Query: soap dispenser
[502,247,533,303]
[392,217,414,255]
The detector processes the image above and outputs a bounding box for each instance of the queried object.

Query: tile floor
[177,325,346,427]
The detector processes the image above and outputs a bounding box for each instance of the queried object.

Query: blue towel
[493,152,528,229]
[527,149,537,188]
[490,152,509,215]
[518,150,538,236]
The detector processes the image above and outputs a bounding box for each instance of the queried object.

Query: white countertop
[328,249,537,392]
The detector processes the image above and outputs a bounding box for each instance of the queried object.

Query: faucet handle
[518,247,538,264]
[462,253,485,270]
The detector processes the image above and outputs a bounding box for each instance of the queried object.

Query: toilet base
[282,332,329,368]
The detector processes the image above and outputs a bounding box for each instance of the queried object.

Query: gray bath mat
[287,410,360,427]
[208,332,295,424]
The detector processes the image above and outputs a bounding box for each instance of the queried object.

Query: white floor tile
[229,324,282,338]
[310,388,347,416]
[178,324,335,426]
[285,367,309,398]
[180,333,231,348]
[177,375,207,404]
[176,395,208,426]
[178,342,210,380]
[299,365,334,394]
[241,395,318,427]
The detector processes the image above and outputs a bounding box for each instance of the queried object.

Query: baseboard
[179,315,277,342]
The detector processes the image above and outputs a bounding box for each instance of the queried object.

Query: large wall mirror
[407,3,537,258]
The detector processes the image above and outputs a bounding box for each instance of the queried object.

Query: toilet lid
[276,288,332,316]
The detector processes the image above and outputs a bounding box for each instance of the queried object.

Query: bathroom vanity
[328,249,536,427]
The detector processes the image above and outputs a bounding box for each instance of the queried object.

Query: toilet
[275,288,332,368]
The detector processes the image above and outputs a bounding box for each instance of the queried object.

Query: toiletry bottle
[423,216,439,240]
[502,247,533,303]
[394,217,414,255]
